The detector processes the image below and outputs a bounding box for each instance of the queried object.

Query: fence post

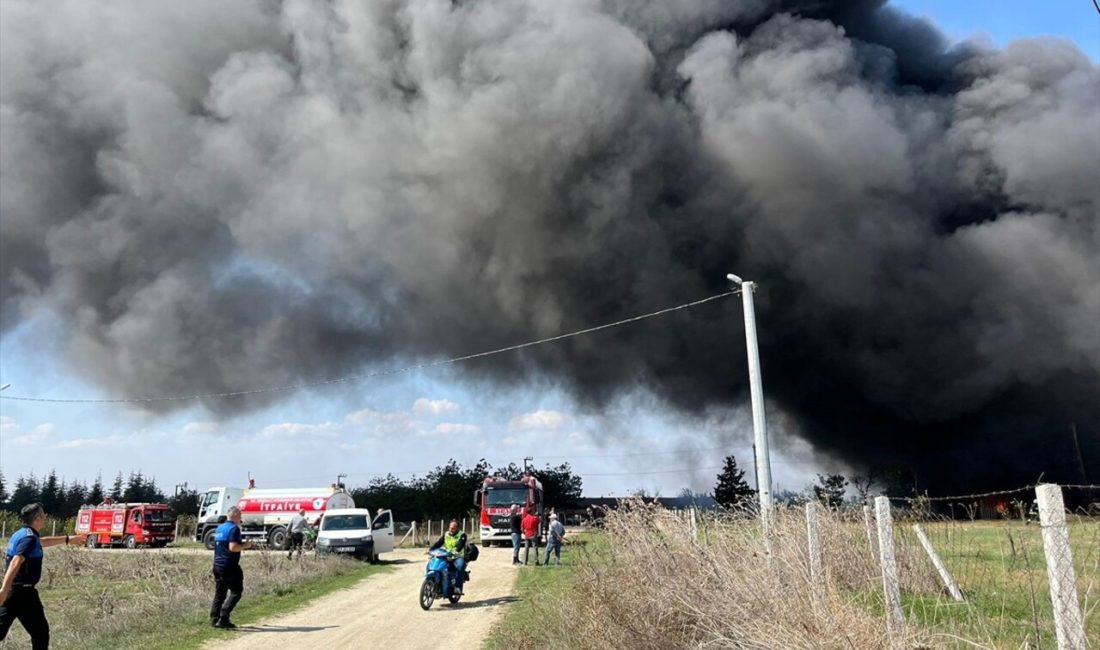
[912,524,964,602]
[1036,484,1087,650]
[52,521,57,537]
[874,496,904,639]
[690,507,698,543]
[174,519,180,542]
[805,502,825,610]
[2,522,5,539]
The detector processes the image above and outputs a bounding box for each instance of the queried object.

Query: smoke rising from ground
[2,0,1097,492]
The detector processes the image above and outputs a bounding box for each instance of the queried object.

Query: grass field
[483,509,1098,649]
[0,548,388,650]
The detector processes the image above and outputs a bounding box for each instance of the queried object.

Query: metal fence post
[874,496,904,639]
[912,524,964,602]
[1036,484,1087,650]
[805,501,824,610]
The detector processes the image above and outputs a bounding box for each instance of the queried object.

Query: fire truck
[474,475,544,545]
[75,501,176,549]
[195,481,356,550]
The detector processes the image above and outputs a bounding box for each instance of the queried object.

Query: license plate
[336,547,356,553]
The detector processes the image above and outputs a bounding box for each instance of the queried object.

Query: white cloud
[258,422,340,439]
[509,410,568,431]
[6,420,56,446]
[345,407,420,437]
[433,422,480,436]
[413,398,459,415]
[183,421,220,435]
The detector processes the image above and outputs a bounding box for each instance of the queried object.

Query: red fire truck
[75,501,176,549]
[473,475,544,545]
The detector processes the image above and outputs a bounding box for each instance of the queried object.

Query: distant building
[556,495,719,526]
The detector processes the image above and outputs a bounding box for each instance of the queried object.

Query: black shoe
[215,619,237,629]
[210,618,219,628]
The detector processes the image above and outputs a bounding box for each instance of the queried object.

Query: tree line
[0,460,584,524]
[0,469,200,521]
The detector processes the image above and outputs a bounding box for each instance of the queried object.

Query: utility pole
[523,457,533,473]
[336,473,347,488]
[728,274,773,539]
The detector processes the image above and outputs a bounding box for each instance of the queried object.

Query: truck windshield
[144,510,171,522]
[485,488,527,506]
[203,491,220,506]
[322,515,369,531]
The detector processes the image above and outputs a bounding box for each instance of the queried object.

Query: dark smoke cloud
[2,0,1097,492]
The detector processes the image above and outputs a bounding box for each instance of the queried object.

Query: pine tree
[63,481,87,518]
[123,471,145,502]
[813,473,849,509]
[9,475,40,511]
[714,455,756,510]
[87,474,105,505]
[39,470,62,514]
[109,472,124,501]
[0,469,8,507]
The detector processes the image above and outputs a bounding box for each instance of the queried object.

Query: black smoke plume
[1,0,1097,493]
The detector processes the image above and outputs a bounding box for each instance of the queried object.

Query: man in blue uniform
[210,506,255,629]
[1,503,85,649]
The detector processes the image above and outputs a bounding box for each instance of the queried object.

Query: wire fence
[563,483,1097,648]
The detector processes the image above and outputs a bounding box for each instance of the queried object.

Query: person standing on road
[287,509,308,559]
[429,520,468,594]
[509,505,523,566]
[521,505,541,566]
[542,513,566,566]
[0,503,85,650]
[210,506,255,629]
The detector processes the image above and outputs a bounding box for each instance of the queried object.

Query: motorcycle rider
[428,520,468,594]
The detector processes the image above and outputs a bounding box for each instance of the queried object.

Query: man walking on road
[509,505,523,565]
[210,506,255,629]
[287,509,308,559]
[0,503,85,650]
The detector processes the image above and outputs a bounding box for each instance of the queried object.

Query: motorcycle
[419,548,469,610]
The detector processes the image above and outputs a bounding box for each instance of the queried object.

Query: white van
[316,508,395,562]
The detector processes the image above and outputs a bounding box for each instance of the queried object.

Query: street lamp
[727,274,774,538]
[0,384,10,391]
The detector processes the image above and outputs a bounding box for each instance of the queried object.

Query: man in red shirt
[520,506,541,566]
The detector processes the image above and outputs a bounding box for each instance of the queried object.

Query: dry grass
[494,500,1098,650]
[0,548,370,649]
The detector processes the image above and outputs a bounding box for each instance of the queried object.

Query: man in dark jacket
[210,507,255,629]
[429,520,469,594]
[509,504,523,565]
[1,503,85,650]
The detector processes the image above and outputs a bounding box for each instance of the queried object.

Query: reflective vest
[443,531,465,554]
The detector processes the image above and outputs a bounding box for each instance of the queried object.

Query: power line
[0,289,739,404]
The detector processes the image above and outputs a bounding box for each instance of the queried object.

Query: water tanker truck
[195,482,355,550]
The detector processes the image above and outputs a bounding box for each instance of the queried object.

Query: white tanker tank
[195,482,355,549]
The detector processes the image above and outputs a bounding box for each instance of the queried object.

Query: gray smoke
[2,0,1097,492]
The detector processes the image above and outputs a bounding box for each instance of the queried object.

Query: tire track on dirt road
[203,546,520,650]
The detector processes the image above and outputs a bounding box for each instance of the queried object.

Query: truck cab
[316,508,394,563]
[195,486,245,547]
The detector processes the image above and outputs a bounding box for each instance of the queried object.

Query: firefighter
[428,520,468,594]
[210,506,255,629]
[1,503,85,650]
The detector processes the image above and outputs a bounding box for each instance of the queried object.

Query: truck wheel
[123,535,136,549]
[268,526,288,550]
[203,528,217,551]
[85,535,98,549]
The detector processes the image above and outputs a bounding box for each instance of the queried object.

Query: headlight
[317,538,331,546]
[363,534,372,541]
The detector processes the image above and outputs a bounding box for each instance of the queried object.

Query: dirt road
[204,545,520,650]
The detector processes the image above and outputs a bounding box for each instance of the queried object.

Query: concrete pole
[912,524,964,602]
[874,496,905,639]
[690,507,698,543]
[863,504,877,565]
[738,279,773,538]
[1036,484,1087,650]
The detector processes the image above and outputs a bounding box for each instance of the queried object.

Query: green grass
[897,519,1099,648]
[482,542,583,650]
